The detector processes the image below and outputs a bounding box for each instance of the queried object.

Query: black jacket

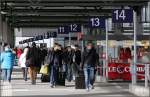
[26,46,40,67]
[73,50,81,65]
[62,50,74,65]
[81,48,97,68]
[47,49,62,67]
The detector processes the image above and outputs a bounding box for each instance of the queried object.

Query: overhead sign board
[89,17,106,28]
[68,24,81,32]
[58,26,69,34]
[112,9,133,23]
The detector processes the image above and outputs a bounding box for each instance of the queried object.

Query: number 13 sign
[112,9,133,23]
[89,17,105,28]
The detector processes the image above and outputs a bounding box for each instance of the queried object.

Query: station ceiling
[1,0,149,27]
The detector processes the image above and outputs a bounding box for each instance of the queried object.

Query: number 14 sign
[112,9,133,23]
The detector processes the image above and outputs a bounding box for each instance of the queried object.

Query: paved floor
[0,67,139,97]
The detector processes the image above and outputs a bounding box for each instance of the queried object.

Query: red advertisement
[108,63,145,81]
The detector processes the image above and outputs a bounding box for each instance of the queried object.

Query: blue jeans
[50,65,58,86]
[66,64,73,82]
[84,66,95,89]
[2,69,13,82]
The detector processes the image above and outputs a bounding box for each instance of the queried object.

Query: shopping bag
[40,65,49,75]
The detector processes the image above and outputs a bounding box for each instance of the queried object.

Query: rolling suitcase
[56,72,66,86]
[41,74,50,82]
[75,71,85,89]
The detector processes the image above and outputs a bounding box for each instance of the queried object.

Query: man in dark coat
[81,42,98,91]
[63,46,74,82]
[72,45,81,79]
[26,42,39,85]
[47,44,62,88]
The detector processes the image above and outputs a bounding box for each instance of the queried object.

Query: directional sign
[19,41,23,44]
[112,9,133,23]
[33,36,38,41]
[29,38,34,42]
[47,32,57,38]
[89,17,105,28]
[50,32,57,38]
[58,26,69,34]
[23,40,27,43]
[44,32,50,39]
[37,35,44,40]
[68,24,81,32]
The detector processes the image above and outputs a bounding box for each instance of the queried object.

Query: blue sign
[112,9,133,23]
[44,32,50,39]
[58,26,69,34]
[50,32,57,38]
[37,35,44,40]
[34,36,38,41]
[89,17,105,28]
[68,24,81,32]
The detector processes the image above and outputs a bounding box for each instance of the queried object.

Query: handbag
[25,59,31,67]
[40,65,49,75]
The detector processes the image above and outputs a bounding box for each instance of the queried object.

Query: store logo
[117,65,125,74]
[108,65,145,73]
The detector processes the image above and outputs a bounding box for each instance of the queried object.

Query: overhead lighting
[0,11,7,15]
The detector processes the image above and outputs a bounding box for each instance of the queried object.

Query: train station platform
[0,66,139,97]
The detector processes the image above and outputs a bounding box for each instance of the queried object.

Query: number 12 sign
[112,9,133,23]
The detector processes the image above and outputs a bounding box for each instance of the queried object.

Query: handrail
[136,63,150,87]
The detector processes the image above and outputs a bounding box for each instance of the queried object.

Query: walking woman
[0,43,15,83]
[19,47,29,81]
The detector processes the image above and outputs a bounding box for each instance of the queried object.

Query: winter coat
[47,49,62,67]
[26,46,40,67]
[63,50,74,65]
[73,50,81,65]
[81,48,97,68]
[0,49,15,69]
[19,53,27,68]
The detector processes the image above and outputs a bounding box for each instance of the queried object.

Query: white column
[132,10,137,85]
[147,2,150,22]
[105,19,109,81]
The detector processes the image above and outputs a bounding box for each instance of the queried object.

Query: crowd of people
[0,42,99,91]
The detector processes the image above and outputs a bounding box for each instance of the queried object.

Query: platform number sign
[58,26,69,34]
[89,17,105,28]
[50,32,57,38]
[69,24,81,32]
[112,9,133,23]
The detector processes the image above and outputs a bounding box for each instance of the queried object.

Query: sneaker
[31,80,36,85]
[50,85,56,88]
[86,88,90,92]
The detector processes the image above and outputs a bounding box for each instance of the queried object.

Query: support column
[0,7,2,42]
[2,18,14,46]
[2,18,8,43]
[132,6,141,85]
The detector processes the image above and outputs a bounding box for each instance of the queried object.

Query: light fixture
[0,11,7,15]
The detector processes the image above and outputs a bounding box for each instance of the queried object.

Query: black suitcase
[75,71,85,89]
[56,72,66,86]
[41,74,50,82]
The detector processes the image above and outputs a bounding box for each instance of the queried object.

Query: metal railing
[136,63,150,88]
